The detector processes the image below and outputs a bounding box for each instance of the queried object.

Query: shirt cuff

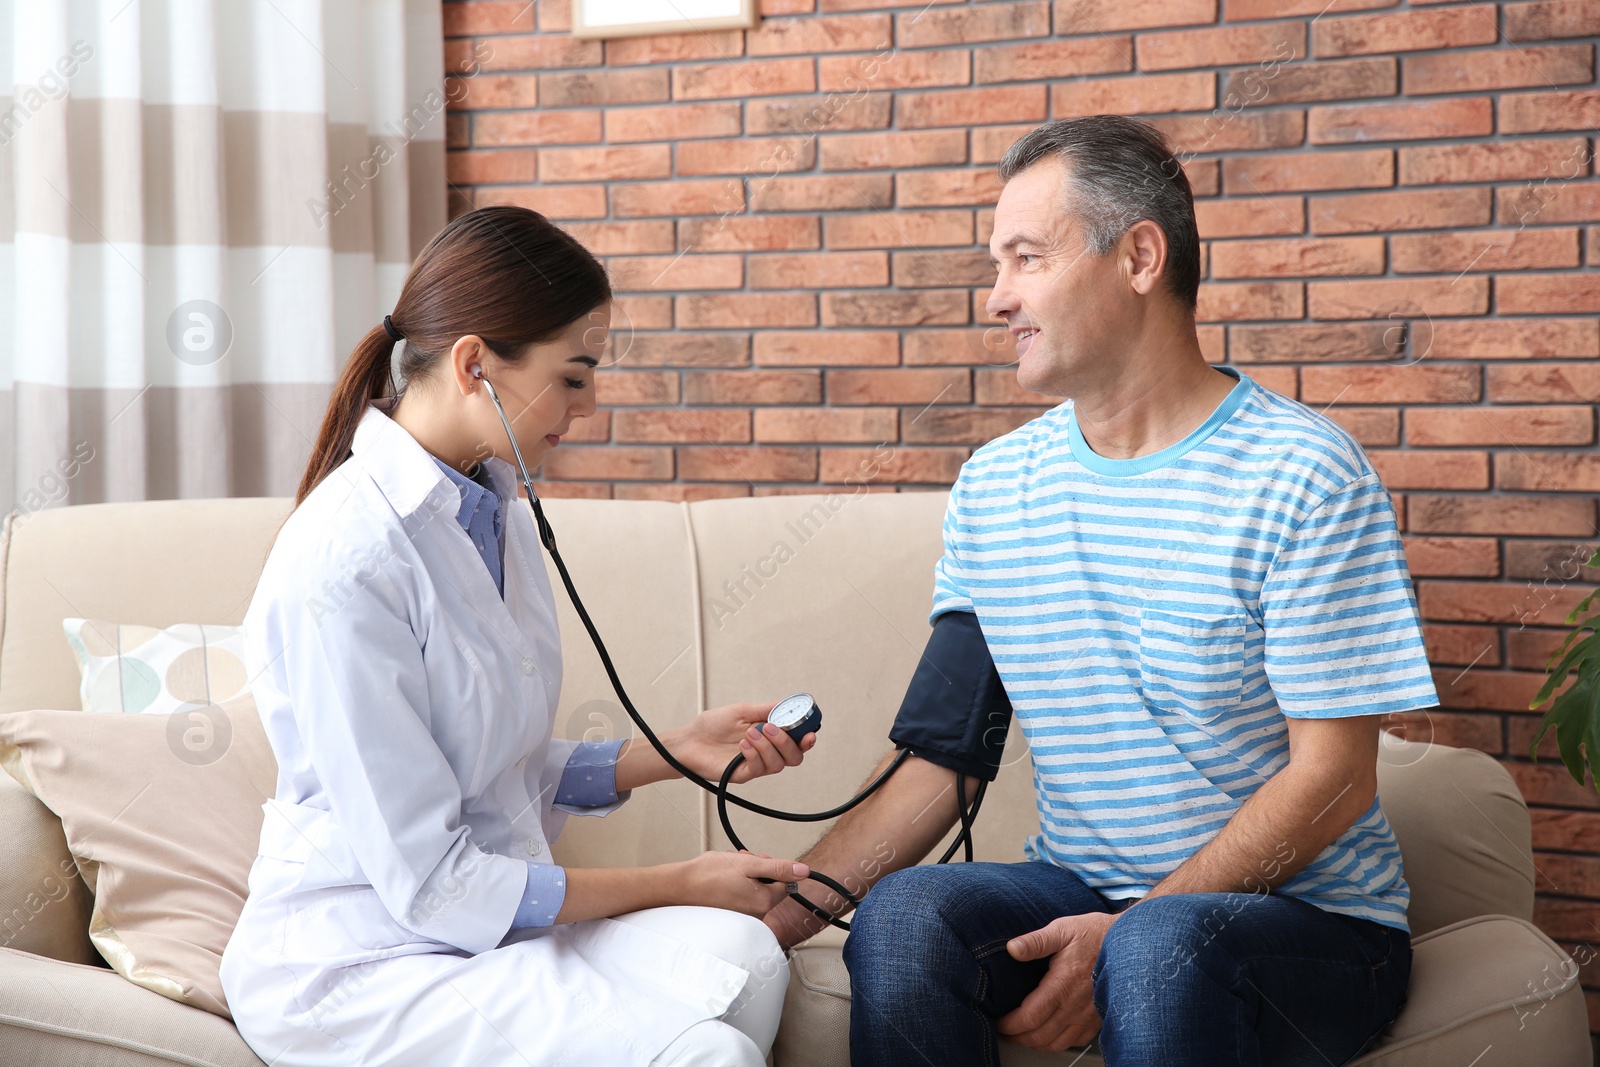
[553,738,632,816]
[512,861,567,929]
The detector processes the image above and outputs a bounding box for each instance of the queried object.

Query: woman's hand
[672,701,817,784]
[673,850,811,917]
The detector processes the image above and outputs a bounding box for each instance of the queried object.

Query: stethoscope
[474,365,988,930]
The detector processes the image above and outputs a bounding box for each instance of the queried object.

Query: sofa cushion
[0,947,267,1067]
[62,618,250,715]
[0,696,275,1018]
[0,770,96,966]
[774,916,1587,1067]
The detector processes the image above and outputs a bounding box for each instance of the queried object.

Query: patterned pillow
[61,618,250,714]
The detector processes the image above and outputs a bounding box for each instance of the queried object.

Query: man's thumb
[1006,925,1053,961]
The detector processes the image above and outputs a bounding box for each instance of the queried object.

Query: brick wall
[442,0,1600,1031]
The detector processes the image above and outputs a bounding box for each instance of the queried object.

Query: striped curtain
[0,0,446,514]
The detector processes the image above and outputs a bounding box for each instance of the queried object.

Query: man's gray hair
[997,116,1201,312]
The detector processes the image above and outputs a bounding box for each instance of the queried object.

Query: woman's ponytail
[294,325,400,506]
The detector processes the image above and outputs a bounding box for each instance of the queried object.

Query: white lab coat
[218,397,768,1067]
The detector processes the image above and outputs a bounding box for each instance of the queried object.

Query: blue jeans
[843,861,1411,1067]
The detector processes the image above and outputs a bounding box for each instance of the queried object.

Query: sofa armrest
[0,947,266,1067]
[0,771,96,965]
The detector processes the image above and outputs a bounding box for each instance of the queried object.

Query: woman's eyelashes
[564,376,588,390]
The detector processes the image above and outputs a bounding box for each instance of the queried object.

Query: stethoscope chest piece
[768,693,822,744]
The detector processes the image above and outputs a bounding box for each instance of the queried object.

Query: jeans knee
[1095,895,1244,1019]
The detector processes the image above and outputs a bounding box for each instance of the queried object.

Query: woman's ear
[446,335,488,396]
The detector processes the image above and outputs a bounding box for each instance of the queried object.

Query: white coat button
[525,838,542,856]
[520,657,535,675]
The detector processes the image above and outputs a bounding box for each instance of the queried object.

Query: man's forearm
[1142,757,1376,901]
[763,749,981,949]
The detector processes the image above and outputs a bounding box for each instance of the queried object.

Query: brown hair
[294,206,611,507]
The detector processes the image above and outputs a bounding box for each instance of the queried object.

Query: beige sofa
[0,492,1591,1066]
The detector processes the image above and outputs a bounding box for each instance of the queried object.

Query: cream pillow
[0,695,275,1018]
[61,618,250,714]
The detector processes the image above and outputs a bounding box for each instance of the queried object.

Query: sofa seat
[775,915,1589,1067]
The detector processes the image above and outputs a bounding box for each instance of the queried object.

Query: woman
[219,206,816,1067]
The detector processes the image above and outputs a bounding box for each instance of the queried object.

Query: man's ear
[1123,219,1169,298]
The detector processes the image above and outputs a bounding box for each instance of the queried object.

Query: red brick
[893,250,995,288]
[821,290,969,327]
[1499,181,1600,228]
[475,184,607,219]
[467,34,603,70]
[673,58,815,100]
[747,14,890,55]
[818,130,967,171]
[974,37,1132,84]
[1514,764,1600,810]
[1229,323,1398,364]
[610,295,673,330]
[750,252,888,289]
[903,407,1046,444]
[1430,318,1599,360]
[1498,453,1600,493]
[1369,450,1489,490]
[679,446,819,482]
[679,136,816,177]
[613,483,749,502]
[1224,150,1393,194]
[1301,364,1479,405]
[555,220,675,257]
[1052,72,1214,117]
[1194,197,1304,239]
[1420,623,1500,665]
[750,174,893,212]
[1499,274,1600,315]
[1195,282,1304,322]
[1138,23,1304,71]
[904,328,1019,366]
[603,30,743,65]
[754,331,900,366]
[1323,407,1399,446]
[1434,667,1548,713]
[747,93,892,136]
[611,180,742,218]
[755,407,897,442]
[1488,364,1600,404]
[1223,57,1396,107]
[1504,540,1600,583]
[1379,710,1501,754]
[684,370,822,404]
[897,170,1005,208]
[447,73,538,110]
[1502,90,1600,135]
[678,293,817,329]
[1509,628,1578,673]
[1225,0,1392,17]
[612,409,751,443]
[538,69,668,107]
[1210,236,1384,279]
[1405,44,1595,95]
[1408,406,1594,448]
[607,254,741,291]
[828,369,972,405]
[1310,97,1492,144]
[1420,578,1593,626]
[1410,496,1596,538]
[1394,229,1581,274]
[817,50,969,93]
[542,445,673,481]
[533,480,611,498]
[1055,0,1215,32]
[615,333,748,368]
[819,447,967,484]
[1307,277,1489,320]
[539,144,668,182]
[1399,138,1591,185]
[444,2,536,35]
[1146,111,1305,155]
[603,102,740,143]
[1310,187,1492,234]
[1532,810,1600,854]
[447,149,536,185]
[899,86,1047,129]
[898,2,1049,48]
[1312,8,1497,57]
[1185,159,1221,197]
[825,211,972,251]
[678,216,819,253]
[1505,0,1600,41]
[596,370,679,405]
[474,110,600,146]
[974,369,1063,406]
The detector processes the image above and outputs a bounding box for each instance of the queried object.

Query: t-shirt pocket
[1138,606,1247,724]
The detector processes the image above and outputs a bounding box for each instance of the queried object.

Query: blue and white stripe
[933,369,1436,931]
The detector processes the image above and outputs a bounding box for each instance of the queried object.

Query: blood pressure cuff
[888,610,1013,782]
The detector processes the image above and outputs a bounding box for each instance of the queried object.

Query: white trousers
[619,907,788,1067]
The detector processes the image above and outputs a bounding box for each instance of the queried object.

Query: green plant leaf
[1535,630,1600,709]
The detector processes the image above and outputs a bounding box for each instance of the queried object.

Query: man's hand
[998,911,1117,1053]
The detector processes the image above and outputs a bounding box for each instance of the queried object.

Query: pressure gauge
[768,693,823,743]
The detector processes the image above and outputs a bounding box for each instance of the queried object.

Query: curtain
[0,0,446,513]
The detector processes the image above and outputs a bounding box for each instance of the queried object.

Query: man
[761,115,1436,1067]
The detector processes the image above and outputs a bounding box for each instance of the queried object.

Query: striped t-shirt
[932,367,1437,931]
